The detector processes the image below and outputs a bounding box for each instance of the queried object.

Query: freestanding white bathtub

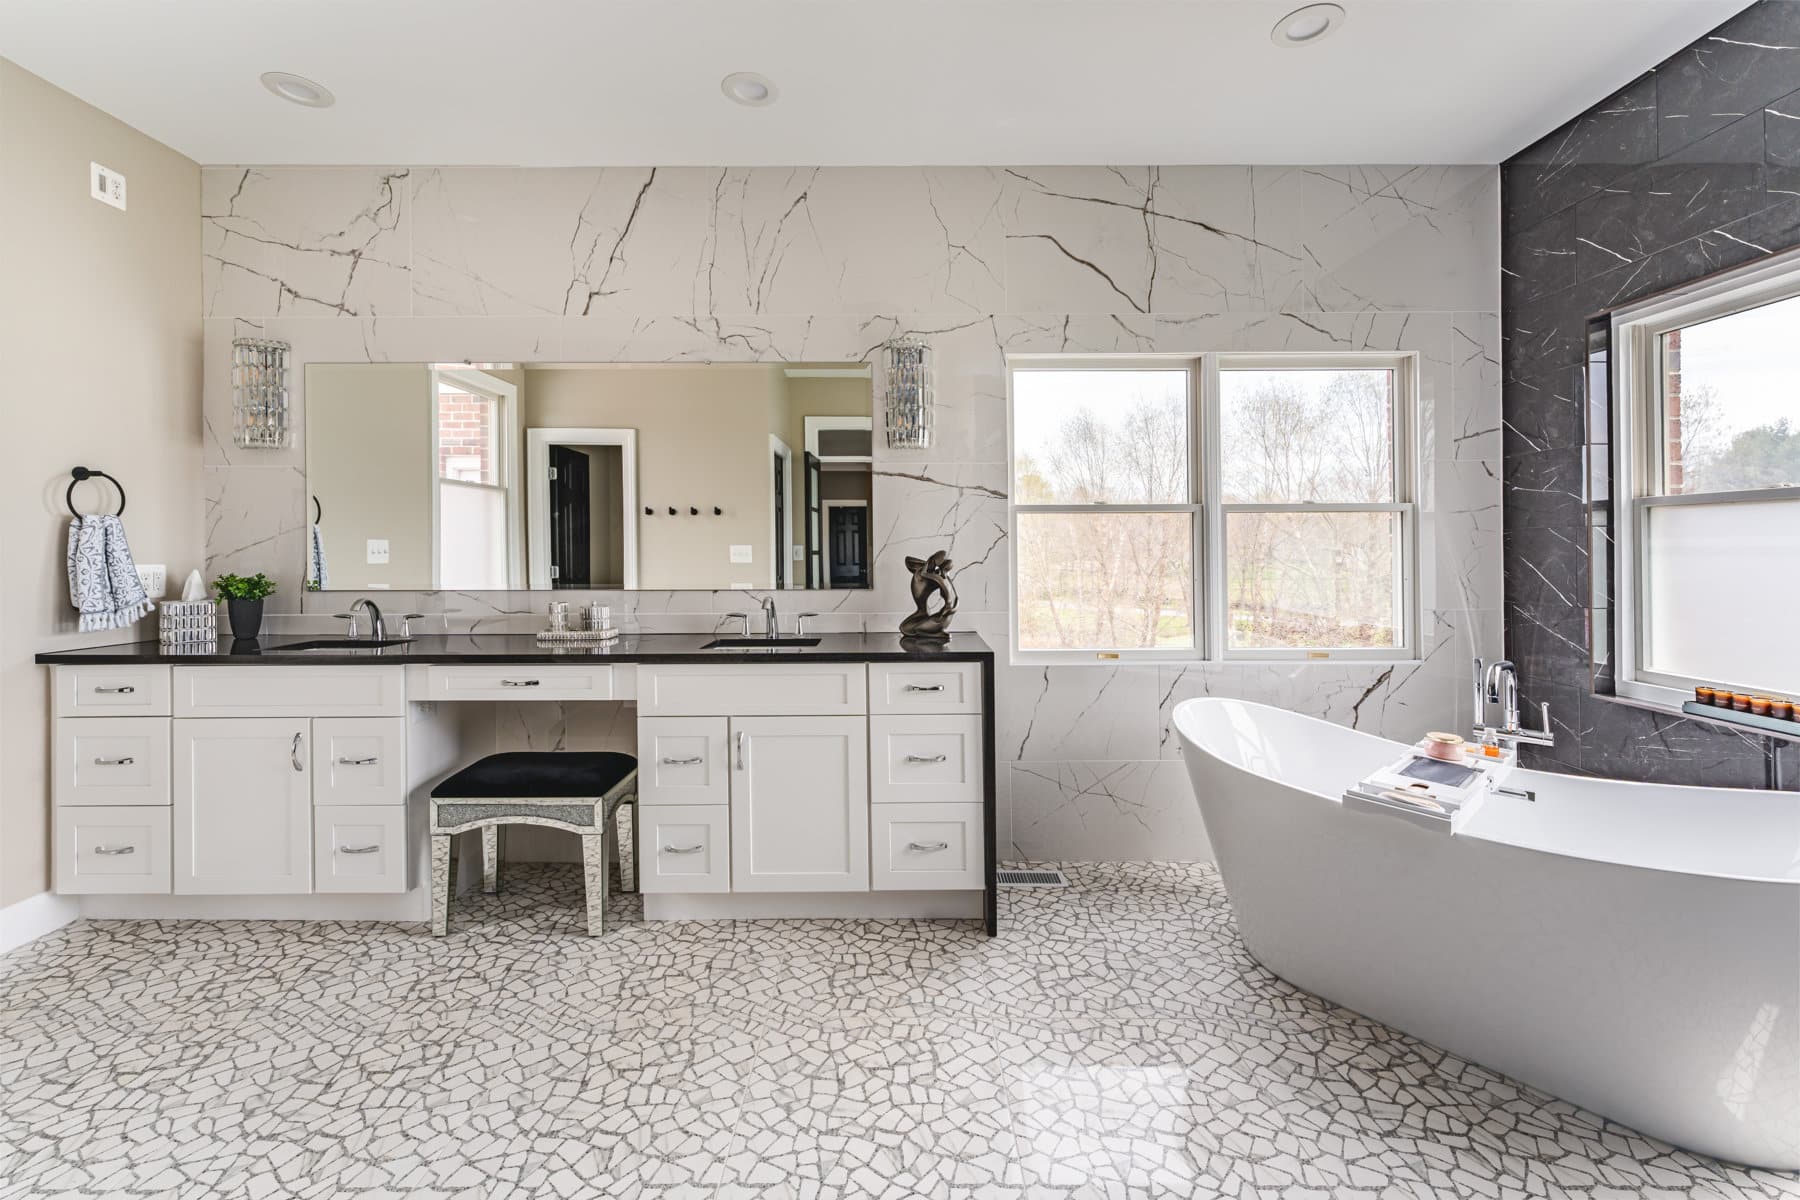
[1173,696,1800,1170]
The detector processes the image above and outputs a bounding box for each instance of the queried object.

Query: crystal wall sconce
[883,336,933,450]
[231,338,292,449]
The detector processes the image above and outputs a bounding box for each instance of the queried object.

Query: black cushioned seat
[431,751,637,800]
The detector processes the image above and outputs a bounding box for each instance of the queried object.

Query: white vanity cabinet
[52,664,410,897]
[635,661,985,911]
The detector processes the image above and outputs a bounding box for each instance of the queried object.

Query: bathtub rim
[1172,695,1800,888]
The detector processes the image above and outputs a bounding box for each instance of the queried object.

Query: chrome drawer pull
[904,684,945,693]
[93,756,135,766]
[662,844,704,855]
[94,685,136,694]
[906,841,950,853]
[500,679,541,688]
[905,754,948,764]
[337,755,379,766]
[291,732,304,772]
[93,844,136,856]
[338,844,381,855]
[660,756,703,766]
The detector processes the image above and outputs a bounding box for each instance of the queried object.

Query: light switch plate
[90,162,127,210]
[366,539,390,565]
[135,564,167,599]
[729,544,753,564]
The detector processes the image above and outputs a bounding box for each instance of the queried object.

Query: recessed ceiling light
[260,71,335,108]
[1270,3,1345,46]
[721,72,778,108]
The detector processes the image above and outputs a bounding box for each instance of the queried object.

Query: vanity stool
[428,751,638,936]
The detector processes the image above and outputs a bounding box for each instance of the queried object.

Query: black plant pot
[226,597,264,640]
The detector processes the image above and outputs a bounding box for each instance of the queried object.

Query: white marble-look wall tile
[1010,760,1210,863]
[1449,312,1503,462]
[202,168,413,320]
[203,465,308,604]
[1272,165,1501,313]
[197,162,1504,864]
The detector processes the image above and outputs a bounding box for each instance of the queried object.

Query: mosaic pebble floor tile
[1,863,1796,1199]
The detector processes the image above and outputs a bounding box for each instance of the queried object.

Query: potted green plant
[214,572,276,639]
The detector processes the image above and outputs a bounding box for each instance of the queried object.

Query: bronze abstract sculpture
[899,550,957,641]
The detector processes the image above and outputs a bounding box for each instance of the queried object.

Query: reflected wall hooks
[642,506,726,516]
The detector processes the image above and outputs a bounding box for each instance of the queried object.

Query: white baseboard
[0,891,81,957]
[642,890,982,921]
[79,889,430,923]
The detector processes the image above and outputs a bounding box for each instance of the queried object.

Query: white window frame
[1210,353,1418,663]
[429,366,523,590]
[1006,352,1419,666]
[1610,247,1800,709]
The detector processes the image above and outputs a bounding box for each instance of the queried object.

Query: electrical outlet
[135,564,167,599]
[366,539,390,565]
[90,162,127,210]
[729,544,753,564]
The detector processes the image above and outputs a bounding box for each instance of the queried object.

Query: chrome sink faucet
[348,597,386,642]
[760,595,779,639]
[1472,657,1555,749]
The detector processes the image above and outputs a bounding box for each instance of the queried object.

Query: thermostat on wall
[90,162,127,210]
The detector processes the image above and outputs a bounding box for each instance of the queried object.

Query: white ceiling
[0,0,1752,166]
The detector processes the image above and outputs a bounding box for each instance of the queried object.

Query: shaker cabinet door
[173,718,312,895]
[729,716,869,893]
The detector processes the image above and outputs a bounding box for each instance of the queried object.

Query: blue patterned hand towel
[67,515,155,632]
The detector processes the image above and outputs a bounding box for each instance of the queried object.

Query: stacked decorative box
[158,600,217,647]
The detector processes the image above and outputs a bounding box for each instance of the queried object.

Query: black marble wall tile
[1502,0,1800,791]
[1656,0,1800,158]
[1505,74,1660,235]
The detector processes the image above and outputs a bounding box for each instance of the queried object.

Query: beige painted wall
[305,364,433,591]
[524,365,788,590]
[0,60,201,908]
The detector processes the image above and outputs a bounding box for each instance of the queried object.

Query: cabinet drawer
[312,718,407,806]
[871,803,984,891]
[55,665,171,717]
[53,717,170,807]
[868,663,981,715]
[174,666,405,717]
[638,664,867,716]
[55,806,171,894]
[637,717,728,806]
[870,715,983,805]
[313,806,408,893]
[638,805,730,893]
[421,664,614,702]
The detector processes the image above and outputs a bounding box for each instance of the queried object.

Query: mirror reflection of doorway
[824,501,870,589]
[526,428,637,589]
[546,443,626,588]
[772,449,786,590]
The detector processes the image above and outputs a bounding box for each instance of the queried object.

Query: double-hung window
[1611,252,1800,706]
[1008,353,1417,663]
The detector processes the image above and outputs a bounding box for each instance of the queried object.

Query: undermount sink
[267,638,412,652]
[702,636,823,649]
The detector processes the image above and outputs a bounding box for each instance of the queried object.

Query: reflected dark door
[549,445,590,589]
[802,452,822,589]
[828,506,869,589]
[772,452,786,590]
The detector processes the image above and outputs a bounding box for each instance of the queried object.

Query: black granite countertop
[36,631,994,667]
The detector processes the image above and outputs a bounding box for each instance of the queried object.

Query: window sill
[1008,653,1423,669]
[1590,689,1800,744]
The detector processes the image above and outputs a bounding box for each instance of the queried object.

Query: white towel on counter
[67,515,155,632]
[308,522,329,590]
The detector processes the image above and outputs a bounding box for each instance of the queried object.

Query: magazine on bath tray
[1343,734,1518,832]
